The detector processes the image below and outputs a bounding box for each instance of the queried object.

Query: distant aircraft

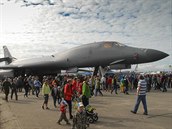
[0,41,169,77]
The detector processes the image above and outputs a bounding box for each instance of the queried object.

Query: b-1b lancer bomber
[0,41,169,76]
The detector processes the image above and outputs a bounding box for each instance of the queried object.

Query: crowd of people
[0,72,172,128]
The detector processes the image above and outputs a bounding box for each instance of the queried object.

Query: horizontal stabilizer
[0,65,18,69]
[0,57,11,63]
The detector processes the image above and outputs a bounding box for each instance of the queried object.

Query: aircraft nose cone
[146,49,169,62]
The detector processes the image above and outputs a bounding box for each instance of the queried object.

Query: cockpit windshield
[102,41,126,48]
[103,42,113,48]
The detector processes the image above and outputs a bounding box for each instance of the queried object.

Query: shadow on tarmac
[147,113,172,118]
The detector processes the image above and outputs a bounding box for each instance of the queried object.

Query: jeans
[35,87,40,97]
[133,95,148,113]
[82,95,89,107]
[11,89,18,100]
[44,94,49,104]
[65,100,73,118]
[52,96,57,107]
[95,88,103,96]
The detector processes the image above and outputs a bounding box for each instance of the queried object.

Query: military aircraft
[0,41,169,77]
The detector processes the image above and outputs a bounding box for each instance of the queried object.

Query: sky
[0,0,172,72]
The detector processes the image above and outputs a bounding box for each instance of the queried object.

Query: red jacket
[60,103,66,113]
[75,82,83,95]
[64,83,72,101]
[72,80,77,91]
[107,77,112,85]
[79,82,83,95]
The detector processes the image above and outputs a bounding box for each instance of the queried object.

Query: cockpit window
[103,42,113,48]
[103,42,126,48]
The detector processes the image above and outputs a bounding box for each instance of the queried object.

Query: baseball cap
[78,102,84,107]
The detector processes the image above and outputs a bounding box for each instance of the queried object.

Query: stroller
[85,105,98,123]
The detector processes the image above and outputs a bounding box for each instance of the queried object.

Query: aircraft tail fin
[3,46,16,65]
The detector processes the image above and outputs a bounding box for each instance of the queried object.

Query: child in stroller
[85,105,98,123]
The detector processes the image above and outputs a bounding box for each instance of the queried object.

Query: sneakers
[143,112,148,115]
[130,110,136,114]
[70,115,73,119]
[42,106,49,110]
[66,122,71,125]
[57,121,70,125]
[130,110,148,115]
[57,121,61,125]
[46,107,50,110]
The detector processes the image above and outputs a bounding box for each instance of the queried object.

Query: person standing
[82,78,91,107]
[11,78,18,100]
[23,77,29,97]
[161,74,167,92]
[72,77,77,92]
[131,75,148,115]
[51,83,59,108]
[34,76,42,97]
[57,100,70,125]
[42,79,51,109]
[101,75,106,91]
[95,77,103,96]
[64,79,73,119]
[61,75,68,98]
[107,76,112,92]
[120,76,125,93]
[75,78,83,96]
[123,76,129,95]
[28,76,35,95]
[89,76,95,96]
[72,102,89,129]
[2,78,11,102]
[111,76,118,94]
[16,76,23,92]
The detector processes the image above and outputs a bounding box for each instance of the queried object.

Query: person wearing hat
[57,100,70,125]
[72,102,89,129]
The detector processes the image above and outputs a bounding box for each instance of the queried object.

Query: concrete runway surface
[0,89,172,129]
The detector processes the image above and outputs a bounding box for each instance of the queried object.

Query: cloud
[0,0,171,72]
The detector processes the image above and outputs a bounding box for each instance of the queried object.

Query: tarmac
[0,89,172,129]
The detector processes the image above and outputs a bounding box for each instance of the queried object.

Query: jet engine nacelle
[110,64,131,70]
